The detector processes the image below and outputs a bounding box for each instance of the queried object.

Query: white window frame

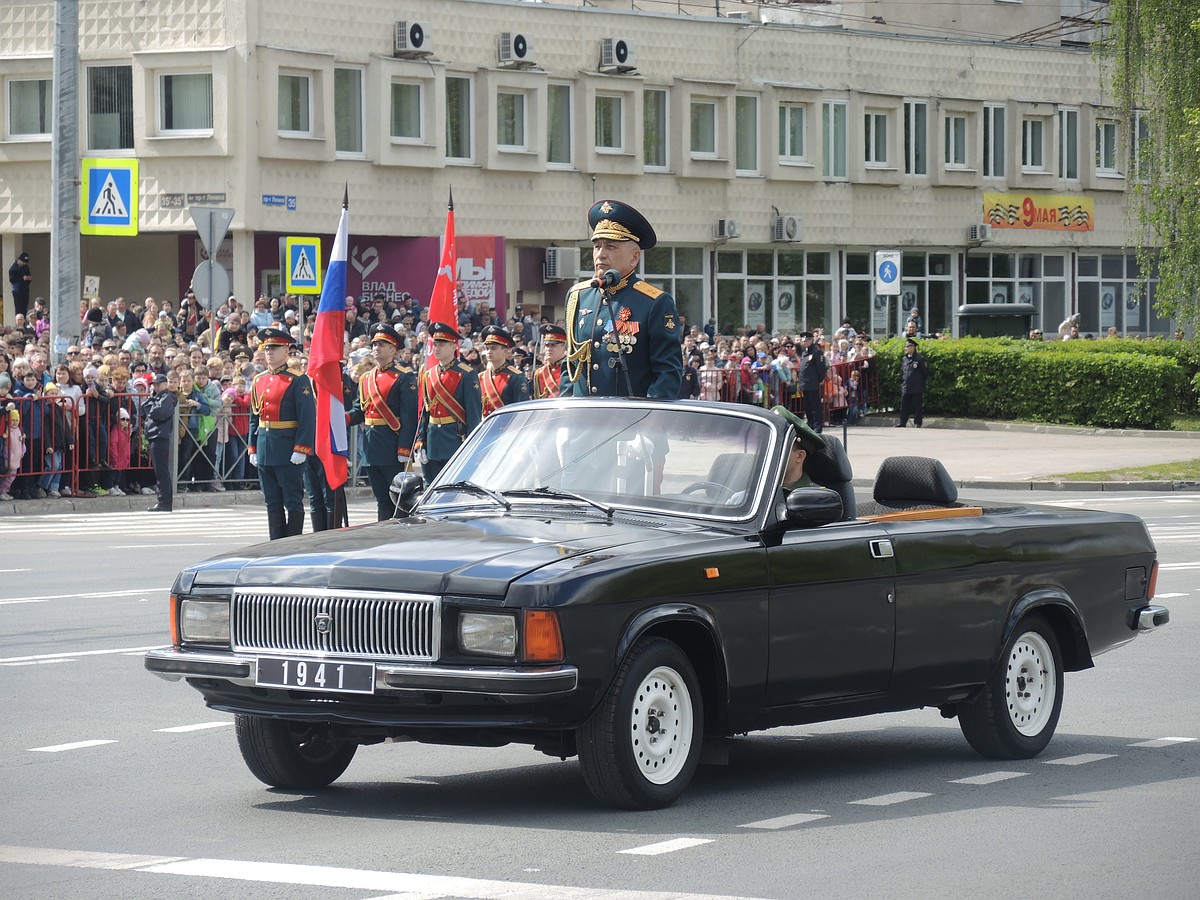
[983,103,1006,178]
[6,76,52,140]
[334,66,364,157]
[822,99,848,180]
[595,92,623,154]
[944,114,968,169]
[904,100,927,176]
[1022,117,1047,172]
[445,75,474,163]
[643,87,669,171]
[277,70,312,137]
[778,102,806,163]
[864,110,888,167]
[547,82,573,166]
[735,94,759,174]
[1132,110,1150,182]
[690,98,718,159]
[389,79,423,143]
[1058,107,1079,180]
[1095,119,1120,175]
[496,90,527,151]
[157,71,213,136]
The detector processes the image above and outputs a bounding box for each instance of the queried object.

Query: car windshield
[423,403,774,520]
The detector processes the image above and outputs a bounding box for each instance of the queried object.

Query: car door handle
[869,539,894,559]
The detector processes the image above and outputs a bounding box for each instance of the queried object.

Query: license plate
[255,657,375,694]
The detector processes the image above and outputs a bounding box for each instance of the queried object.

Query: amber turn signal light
[522,609,564,662]
[169,594,181,647]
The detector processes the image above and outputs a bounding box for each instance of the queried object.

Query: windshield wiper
[428,480,512,511]
[504,486,614,519]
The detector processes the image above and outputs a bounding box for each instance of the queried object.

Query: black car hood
[187,511,700,598]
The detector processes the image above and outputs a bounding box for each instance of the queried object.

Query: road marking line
[1,659,74,667]
[0,568,32,573]
[155,722,232,734]
[29,740,117,753]
[737,812,830,830]
[618,838,715,856]
[1043,753,1116,766]
[0,846,186,870]
[0,588,161,606]
[949,771,1027,785]
[1159,563,1200,570]
[0,645,160,664]
[124,543,225,548]
[848,791,932,806]
[1152,593,1189,598]
[1129,737,1197,748]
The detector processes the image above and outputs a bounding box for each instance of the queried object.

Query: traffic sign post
[284,236,322,294]
[189,206,235,315]
[191,261,230,313]
[875,250,902,296]
[80,158,139,236]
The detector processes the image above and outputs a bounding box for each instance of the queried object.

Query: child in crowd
[0,373,22,500]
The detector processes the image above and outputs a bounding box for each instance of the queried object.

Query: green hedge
[871,336,1194,430]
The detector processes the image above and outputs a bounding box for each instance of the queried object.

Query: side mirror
[388,472,425,518]
[783,486,843,527]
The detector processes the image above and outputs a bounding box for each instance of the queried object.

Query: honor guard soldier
[534,324,567,399]
[415,322,482,483]
[561,199,683,399]
[479,324,530,416]
[248,327,315,539]
[347,323,419,520]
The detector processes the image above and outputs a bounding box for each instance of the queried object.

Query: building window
[1095,120,1119,174]
[1058,107,1079,179]
[983,104,1006,178]
[644,88,668,170]
[1132,111,1150,180]
[547,83,572,165]
[497,91,526,150]
[735,94,758,173]
[7,78,52,138]
[904,100,927,176]
[1078,252,1166,335]
[642,245,705,331]
[864,111,888,166]
[157,72,212,134]
[389,81,422,142]
[944,114,967,169]
[334,68,363,155]
[595,92,622,153]
[446,76,473,161]
[690,99,717,157]
[778,103,806,162]
[1022,118,1045,171]
[821,100,847,179]
[278,72,311,136]
[88,65,133,150]
[716,249,834,335]
[965,252,1068,335]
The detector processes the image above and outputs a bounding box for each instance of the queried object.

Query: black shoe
[894,423,905,428]
[914,422,922,428]
[147,504,172,512]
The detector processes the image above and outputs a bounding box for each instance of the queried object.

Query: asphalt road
[1,492,1196,899]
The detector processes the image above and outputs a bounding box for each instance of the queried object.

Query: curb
[858,415,1200,440]
[0,485,378,517]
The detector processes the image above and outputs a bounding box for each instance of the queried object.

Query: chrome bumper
[1135,605,1170,633]
[143,648,579,698]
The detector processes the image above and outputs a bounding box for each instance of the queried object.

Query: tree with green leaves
[1102,2,1200,328]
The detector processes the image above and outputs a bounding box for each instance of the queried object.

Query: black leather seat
[804,435,856,520]
[857,456,958,517]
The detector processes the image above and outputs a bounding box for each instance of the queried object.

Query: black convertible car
[146,399,1169,809]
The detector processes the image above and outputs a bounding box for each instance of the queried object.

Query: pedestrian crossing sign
[80,159,139,236]
[284,237,322,294]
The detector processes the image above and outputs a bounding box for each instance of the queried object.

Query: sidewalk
[2,417,1198,516]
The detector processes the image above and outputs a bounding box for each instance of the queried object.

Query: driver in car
[770,405,824,491]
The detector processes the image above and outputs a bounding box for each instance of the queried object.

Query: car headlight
[459,612,516,657]
[179,598,231,645]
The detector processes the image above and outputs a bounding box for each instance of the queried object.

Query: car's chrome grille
[231,588,439,661]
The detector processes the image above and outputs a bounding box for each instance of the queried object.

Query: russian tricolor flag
[306,190,350,489]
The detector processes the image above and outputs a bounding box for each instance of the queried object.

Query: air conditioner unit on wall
[773,214,802,243]
[715,219,742,240]
[968,224,993,243]
[599,37,636,73]
[544,247,579,282]
[498,32,535,67]
[394,21,432,57]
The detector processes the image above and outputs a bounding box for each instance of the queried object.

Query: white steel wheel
[1005,630,1056,736]
[630,665,695,785]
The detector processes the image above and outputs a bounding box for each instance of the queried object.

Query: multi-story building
[1,0,1169,338]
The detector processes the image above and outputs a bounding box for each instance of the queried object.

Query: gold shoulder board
[633,280,664,299]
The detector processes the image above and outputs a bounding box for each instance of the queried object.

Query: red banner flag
[422,190,457,412]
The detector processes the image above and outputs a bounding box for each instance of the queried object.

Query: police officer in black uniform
[561,200,683,399]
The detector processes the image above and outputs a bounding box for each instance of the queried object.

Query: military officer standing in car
[347,322,419,520]
[533,324,567,399]
[414,322,481,483]
[479,324,530,416]
[248,327,315,539]
[561,200,683,399]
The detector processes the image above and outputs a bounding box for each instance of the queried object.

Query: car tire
[235,715,357,789]
[577,637,703,810]
[958,614,1064,759]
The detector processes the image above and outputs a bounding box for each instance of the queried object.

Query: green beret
[770,405,824,454]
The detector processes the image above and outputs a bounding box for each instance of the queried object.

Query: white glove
[249,452,258,467]
[290,451,305,465]
[397,452,410,465]
[415,448,428,466]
